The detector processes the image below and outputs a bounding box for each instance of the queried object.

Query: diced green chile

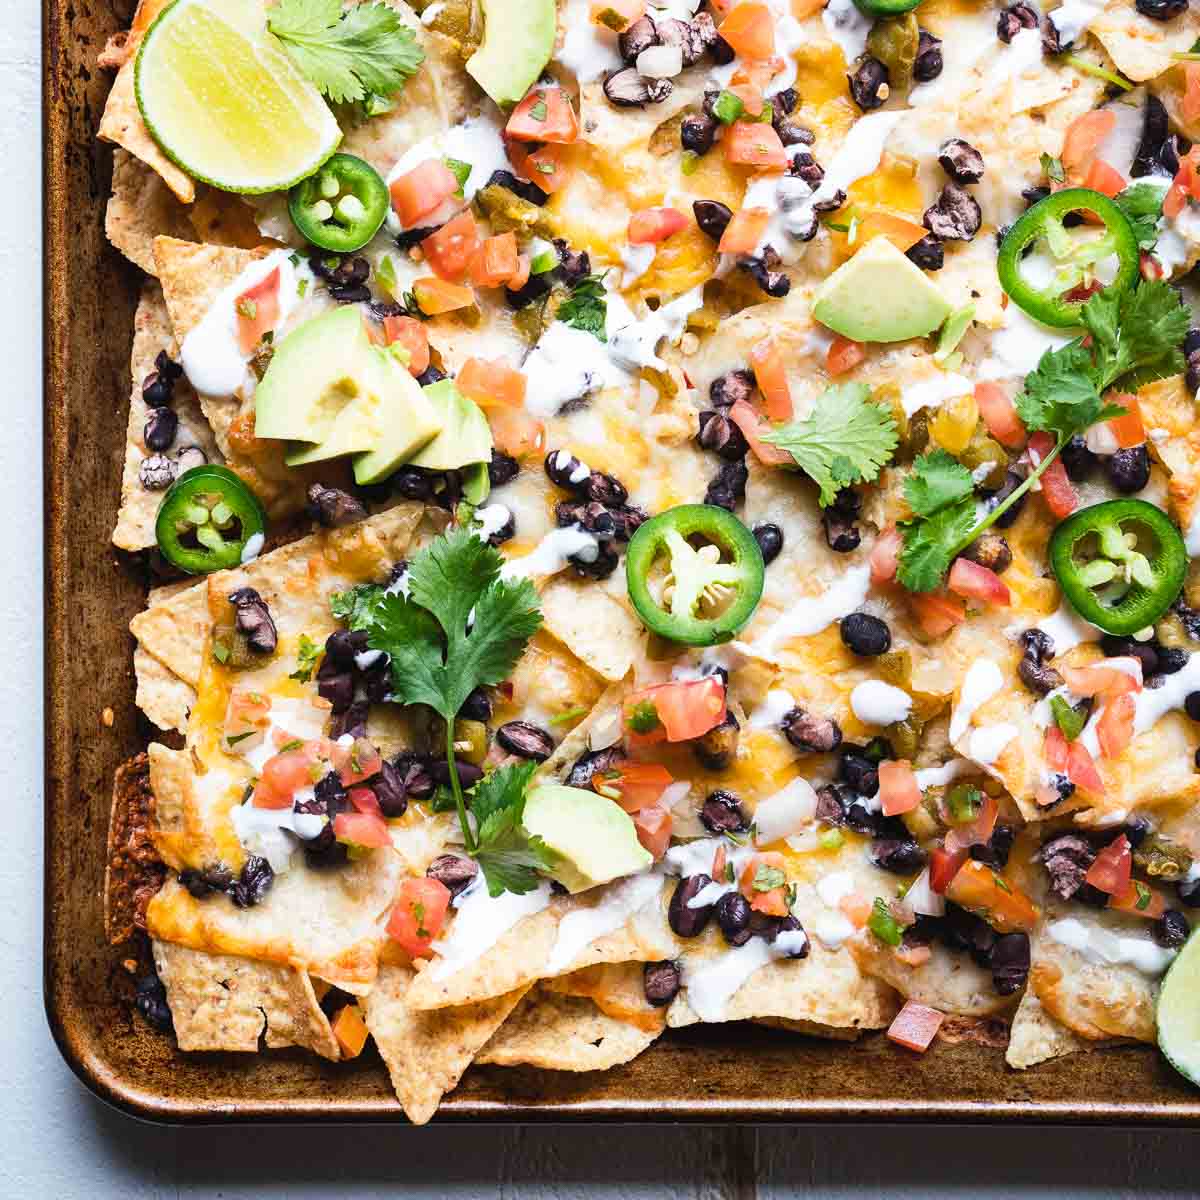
[625,505,764,646]
[853,0,919,15]
[997,187,1139,328]
[1048,499,1186,636]
[155,465,267,575]
[288,153,390,253]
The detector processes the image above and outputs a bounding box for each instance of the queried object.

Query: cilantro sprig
[556,273,608,341]
[346,529,549,896]
[762,382,900,507]
[898,280,1188,592]
[268,0,424,107]
[1113,183,1164,253]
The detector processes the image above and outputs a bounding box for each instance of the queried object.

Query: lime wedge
[135,0,342,194]
[1157,925,1200,1086]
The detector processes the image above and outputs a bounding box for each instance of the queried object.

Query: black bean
[1060,434,1099,481]
[991,932,1031,995]
[871,837,927,874]
[1185,691,1200,721]
[913,29,943,81]
[970,823,1017,869]
[604,66,670,107]
[790,150,825,190]
[906,234,944,272]
[753,523,783,565]
[556,499,617,541]
[143,406,178,452]
[178,864,234,899]
[1106,445,1150,493]
[669,874,715,938]
[938,138,985,184]
[839,747,880,796]
[134,972,174,1032]
[496,721,556,761]
[997,2,1038,40]
[776,119,813,147]
[393,752,435,801]
[1036,833,1096,900]
[693,198,733,243]
[781,706,843,754]
[618,14,658,62]
[770,914,810,958]
[392,465,436,501]
[692,711,741,770]
[564,746,625,789]
[697,410,751,460]
[139,454,177,490]
[1041,13,1070,53]
[1157,647,1190,675]
[1017,654,1063,697]
[581,471,629,506]
[845,800,882,835]
[142,370,174,409]
[504,270,556,309]
[228,587,277,655]
[961,533,1012,575]
[1178,874,1200,907]
[431,758,484,789]
[488,451,520,488]
[840,612,891,657]
[366,760,406,819]
[740,253,792,298]
[710,369,755,409]
[704,460,748,512]
[1156,909,1191,948]
[608,503,649,542]
[545,448,590,490]
[317,667,355,711]
[571,542,620,580]
[1136,0,1189,19]
[924,183,982,241]
[231,854,275,908]
[771,87,798,118]
[823,510,861,553]
[484,168,548,207]
[984,470,1028,528]
[643,960,682,1006]
[709,30,735,64]
[700,789,749,834]
[1101,635,1158,677]
[426,853,479,898]
[715,891,753,945]
[815,783,849,826]
[682,113,718,155]
[848,57,889,111]
[306,482,367,528]
[329,702,369,743]
[1186,327,1200,393]
[1132,94,1172,178]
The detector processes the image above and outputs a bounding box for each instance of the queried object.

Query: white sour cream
[900,372,975,419]
[1047,916,1176,977]
[822,0,872,65]
[429,879,553,981]
[747,688,798,730]
[230,797,325,875]
[385,108,510,208]
[742,563,872,659]
[1082,652,1200,758]
[914,759,974,790]
[949,659,1005,745]
[545,871,663,975]
[473,503,512,540]
[1034,602,1102,655]
[850,680,913,726]
[559,0,622,83]
[816,870,857,909]
[1048,0,1105,46]
[814,910,857,950]
[979,305,1074,382]
[500,525,601,581]
[753,777,819,845]
[522,321,632,417]
[967,722,1018,767]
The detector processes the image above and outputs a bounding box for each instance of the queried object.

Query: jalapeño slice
[1048,499,1186,636]
[155,465,267,575]
[288,153,390,253]
[997,187,1139,328]
[626,505,765,646]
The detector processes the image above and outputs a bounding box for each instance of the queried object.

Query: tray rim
[41,0,1200,1128]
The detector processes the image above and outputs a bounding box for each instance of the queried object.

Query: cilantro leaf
[1083,279,1189,392]
[268,0,424,106]
[1014,339,1105,438]
[330,582,389,631]
[556,273,608,341]
[897,497,976,593]
[475,808,557,897]
[289,634,322,683]
[762,382,899,506]
[469,760,538,829]
[904,450,974,519]
[1114,183,1164,252]
[366,594,446,713]
[1040,152,1065,184]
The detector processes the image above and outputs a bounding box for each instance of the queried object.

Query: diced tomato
[333,737,383,787]
[728,399,794,465]
[235,267,281,354]
[728,82,766,117]
[1109,878,1169,920]
[1085,834,1131,896]
[948,557,1011,607]
[223,689,271,754]
[878,760,921,817]
[386,877,451,960]
[256,744,319,810]
[1028,432,1077,518]
[856,211,927,254]
[887,1001,945,1053]
[1164,150,1200,220]
[944,860,1040,933]
[333,811,391,848]
[718,207,771,254]
[826,335,865,377]
[507,252,532,292]
[633,805,673,859]
[598,762,673,812]
[1067,739,1106,797]
[1141,250,1165,282]
[421,211,482,283]
[458,356,527,409]
[1083,158,1126,198]
[870,526,902,586]
[517,143,573,193]
[1062,109,1116,181]
[930,846,968,894]
[1060,660,1141,698]
[389,159,461,229]
[1044,724,1069,772]
[590,0,644,30]
[749,338,792,419]
[944,794,999,855]
[331,1003,369,1059]
[974,382,1027,450]
[908,591,966,637]
[628,206,689,245]
[348,786,383,817]
[412,277,475,315]
[624,678,726,744]
[381,314,431,377]
[1184,63,1200,125]
[470,232,520,288]
[1106,396,1145,448]
[489,407,545,459]
[724,121,789,169]
[740,851,790,915]
[1096,692,1136,760]
[712,843,728,880]
[506,86,579,144]
[719,2,775,59]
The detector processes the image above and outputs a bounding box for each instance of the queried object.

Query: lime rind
[1157,926,1200,1087]
[134,0,342,195]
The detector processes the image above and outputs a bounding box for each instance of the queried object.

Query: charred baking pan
[42,0,1200,1124]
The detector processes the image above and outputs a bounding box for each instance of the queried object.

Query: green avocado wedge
[1157,924,1200,1088]
[466,0,557,107]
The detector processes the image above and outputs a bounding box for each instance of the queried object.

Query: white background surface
[8,2,1200,1193]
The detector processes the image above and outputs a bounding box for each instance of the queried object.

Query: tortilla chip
[152,938,341,1059]
[106,150,197,275]
[537,681,626,782]
[754,1018,867,1041]
[113,279,222,552]
[539,576,642,683]
[1091,2,1200,82]
[362,963,528,1124]
[134,646,196,734]
[106,752,167,944]
[1005,989,1104,1069]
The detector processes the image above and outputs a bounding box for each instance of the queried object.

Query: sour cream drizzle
[1047,916,1176,977]
[499,526,601,580]
[429,879,553,981]
[949,659,1005,745]
[546,871,664,974]
[742,563,872,658]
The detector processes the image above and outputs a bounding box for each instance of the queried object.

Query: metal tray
[42,0,1200,1125]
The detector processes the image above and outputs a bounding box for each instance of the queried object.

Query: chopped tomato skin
[412,277,475,315]
[1107,397,1145,448]
[1096,692,1136,759]
[944,861,1040,933]
[974,382,1026,449]
[387,877,452,960]
[724,121,790,169]
[348,786,383,817]
[1083,158,1126,197]
[624,679,727,743]
[740,852,790,915]
[826,335,865,377]
[749,338,792,419]
[223,689,271,753]
[878,760,921,817]
[887,1001,945,1052]
[909,591,966,637]
[1164,150,1200,220]
[633,805,673,859]
[508,141,572,192]
[728,82,765,117]
[870,526,902,585]
[1109,879,1168,919]
[470,232,520,288]
[256,744,318,809]
[333,738,382,787]
[856,212,927,254]
[1085,834,1132,896]
[944,794,999,855]
[389,159,461,228]
[235,267,281,354]
[1028,432,1078,518]
[506,86,579,144]
[1062,109,1116,181]
[948,558,1011,607]
[729,399,794,465]
[718,208,771,254]
[1060,660,1141,699]
[1044,724,1069,771]
[507,252,532,292]
[381,314,430,377]
[597,762,674,812]
[457,356,527,409]
[719,2,775,59]
[930,846,968,894]
[488,407,545,458]
[628,206,689,244]
[1067,739,1106,796]
[421,211,482,283]
[333,811,392,848]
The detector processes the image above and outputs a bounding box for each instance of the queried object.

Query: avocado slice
[255,306,378,444]
[522,785,653,894]
[404,379,493,472]
[811,237,952,343]
[466,0,556,107]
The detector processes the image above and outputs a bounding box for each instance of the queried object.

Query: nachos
[101,0,1200,1121]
